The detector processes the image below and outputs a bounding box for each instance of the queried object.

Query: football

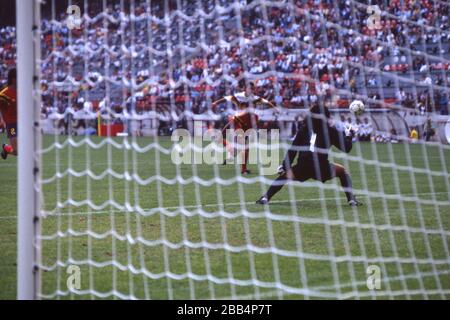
[349,100,365,116]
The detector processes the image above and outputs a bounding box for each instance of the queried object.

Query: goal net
[17,0,450,299]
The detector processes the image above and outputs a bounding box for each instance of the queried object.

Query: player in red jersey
[211,81,278,174]
[0,68,18,160]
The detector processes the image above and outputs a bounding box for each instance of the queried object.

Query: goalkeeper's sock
[264,174,288,201]
[340,171,356,202]
[334,164,358,203]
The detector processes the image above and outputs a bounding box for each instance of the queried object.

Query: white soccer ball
[349,100,365,116]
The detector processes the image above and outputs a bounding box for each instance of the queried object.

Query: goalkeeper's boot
[348,199,363,207]
[256,196,268,205]
[241,169,251,175]
[1,144,8,160]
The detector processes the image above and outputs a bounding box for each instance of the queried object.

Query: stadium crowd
[1,0,449,136]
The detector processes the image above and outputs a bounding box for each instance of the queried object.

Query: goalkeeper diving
[256,104,362,206]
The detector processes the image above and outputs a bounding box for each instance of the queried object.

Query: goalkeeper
[256,104,362,206]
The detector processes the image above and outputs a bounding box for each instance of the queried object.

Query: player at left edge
[0,68,18,160]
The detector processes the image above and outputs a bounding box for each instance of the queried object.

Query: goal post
[16,0,41,300]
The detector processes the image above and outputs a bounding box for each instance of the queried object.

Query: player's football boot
[255,196,268,205]
[348,200,363,207]
[241,169,251,175]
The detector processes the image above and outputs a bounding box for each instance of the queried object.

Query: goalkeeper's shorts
[291,160,334,183]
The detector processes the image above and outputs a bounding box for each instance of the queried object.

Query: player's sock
[223,140,234,164]
[223,139,231,152]
[241,165,251,174]
[241,148,249,173]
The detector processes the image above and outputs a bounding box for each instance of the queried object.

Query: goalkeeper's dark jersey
[283,117,353,178]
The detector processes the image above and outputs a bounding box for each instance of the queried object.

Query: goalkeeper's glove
[345,126,356,137]
[277,165,286,175]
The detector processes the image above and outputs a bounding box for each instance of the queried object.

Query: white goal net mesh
[24,0,450,299]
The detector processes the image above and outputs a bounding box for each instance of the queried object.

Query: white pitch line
[0,160,158,168]
[0,195,346,220]
[0,191,448,220]
[39,190,450,216]
[0,154,446,169]
[219,269,450,300]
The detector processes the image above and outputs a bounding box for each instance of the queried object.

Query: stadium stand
[1,0,449,139]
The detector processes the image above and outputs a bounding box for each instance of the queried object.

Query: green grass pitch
[0,134,449,299]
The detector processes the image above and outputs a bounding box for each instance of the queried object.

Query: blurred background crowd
[0,0,449,140]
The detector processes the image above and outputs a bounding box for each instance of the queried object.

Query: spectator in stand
[423,117,435,142]
[390,128,399,143]
[334,114,347,131]
[359,117,373,142]
[0,0,448,134]
[410,127,419,143]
